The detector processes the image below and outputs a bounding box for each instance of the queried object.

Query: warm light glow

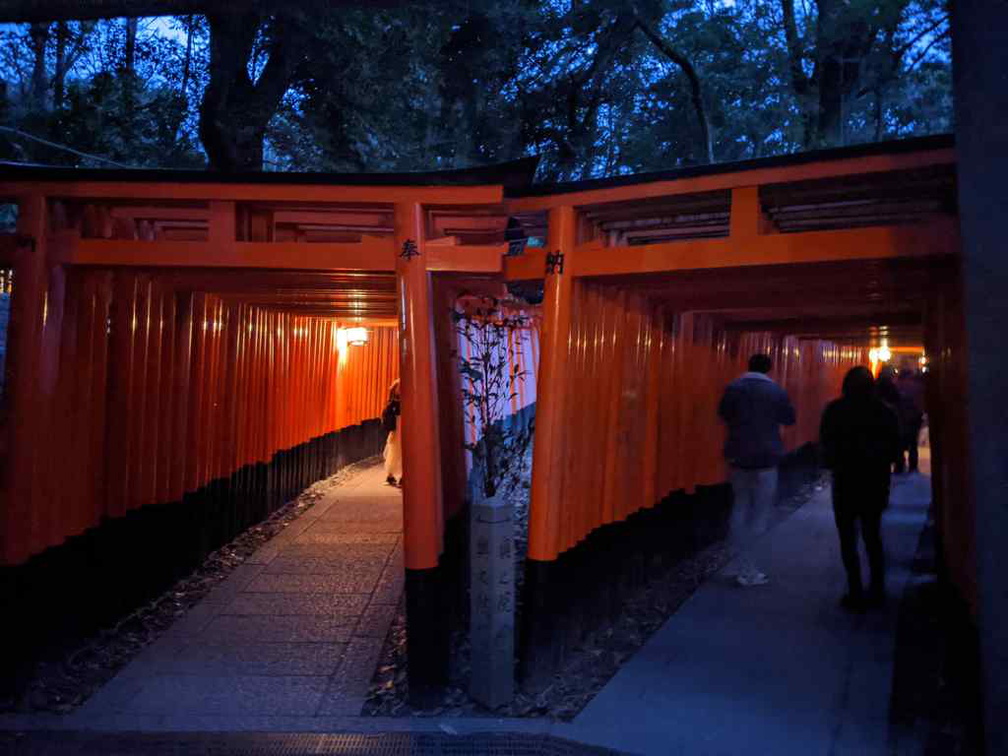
[335,328,349,353]
[877,345,892,362]
[345,326,368,346]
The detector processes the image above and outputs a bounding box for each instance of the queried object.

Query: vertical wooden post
[1,195,48,564]
[527,205,576,563]
[953,8,1008,748]
[730,186,770,239]
[521,204,576,689]
[394,201,447,699]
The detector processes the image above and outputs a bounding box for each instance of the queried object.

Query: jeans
[832,475,888,597]
[728,467,778,574]
[833,507,884,597]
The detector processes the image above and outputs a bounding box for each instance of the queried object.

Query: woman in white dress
[382,379,402,486]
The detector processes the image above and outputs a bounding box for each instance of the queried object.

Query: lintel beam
[571,219,957,278]
[507,148,955,212]
[0,181,502,206]
[424,243,506,273]
[51,236,396,271]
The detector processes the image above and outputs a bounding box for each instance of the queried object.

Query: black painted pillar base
[405,565,448,707]
[518,558,563,692]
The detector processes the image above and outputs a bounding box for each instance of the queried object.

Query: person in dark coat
[875,365,905,472]
[819,366,901,611]
[896,369,926,473]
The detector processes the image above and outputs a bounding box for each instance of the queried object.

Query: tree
[780,0,949,148]
[0,1,952,174]
[199,12,305,170]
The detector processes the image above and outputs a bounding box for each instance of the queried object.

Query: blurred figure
[896,368,926,473]
[875,365,904,471]
[718,353,796,587]
[382,379,402,486]
[820,367,901,611]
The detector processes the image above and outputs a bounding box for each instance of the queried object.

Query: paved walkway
[66,463,405,729]
[566,472,931,756]
[3,465,932,754]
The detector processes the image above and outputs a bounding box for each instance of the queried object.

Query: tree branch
[633,16,714,163]
[781,0,810,97]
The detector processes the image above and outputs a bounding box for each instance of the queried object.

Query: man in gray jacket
[717,353,797,586]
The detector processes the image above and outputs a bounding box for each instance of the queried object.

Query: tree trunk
[873,86,884,141]
[123,17,138,117]
[634,18,714,163]
[124,17,137,72]
[53,21,67,109]
[28,22,49,111]
[816,55,845,147]
[199,12,300,170]
[173,16,195,144]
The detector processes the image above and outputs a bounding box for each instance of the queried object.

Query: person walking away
[820,367,901,611]
[896,368,925,473]
[876,366,905,472]
[382,380,402,486]
[718,353,796,586]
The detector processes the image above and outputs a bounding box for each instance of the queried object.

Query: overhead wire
[0,125,133,168]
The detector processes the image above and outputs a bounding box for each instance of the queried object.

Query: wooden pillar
[527,205,576,563]
[1,195,48,564]
[953,3,1007,750]
[521,205,576,689]
[393,201,447,699]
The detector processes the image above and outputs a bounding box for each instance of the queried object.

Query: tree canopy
[0,0,952,179]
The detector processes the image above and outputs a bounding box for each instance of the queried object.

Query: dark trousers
[895,416,923,473]
[832,477,888,597]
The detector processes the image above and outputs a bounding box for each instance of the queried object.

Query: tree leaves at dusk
[0,0,951,178]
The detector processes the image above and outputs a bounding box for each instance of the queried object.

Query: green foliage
[0,1,951,174]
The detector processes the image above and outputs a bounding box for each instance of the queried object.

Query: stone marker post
[470,494,515,708]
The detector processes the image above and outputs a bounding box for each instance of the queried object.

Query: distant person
[820,367,901,611]
[875,365,904,471]
[382,379,402,486]
[718,353,796,587]
[896,369,926,473]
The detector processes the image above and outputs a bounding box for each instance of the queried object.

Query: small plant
[453,294,534,500]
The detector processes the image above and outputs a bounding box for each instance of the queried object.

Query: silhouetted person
[718,353,796,586]
[896,369,926,473]
[820,367,901,611]
[876,365,904,471]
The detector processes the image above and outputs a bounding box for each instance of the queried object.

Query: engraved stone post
[469,494,515,708]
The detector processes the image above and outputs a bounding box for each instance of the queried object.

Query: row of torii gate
[0,135,968,690]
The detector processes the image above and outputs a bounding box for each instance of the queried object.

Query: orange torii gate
[0,136,967,692]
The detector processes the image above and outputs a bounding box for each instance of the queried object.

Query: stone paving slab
[223,592,372,616]
[70,463,404,727]
[199,613,357,645]
[569,473,931,756]
[263,553,391,574]
[293,531,401,546]
[86,674,333,716]
[119,643,349,678]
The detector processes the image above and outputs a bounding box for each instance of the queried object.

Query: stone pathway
[566,473,931,756]
[67,463,404,728]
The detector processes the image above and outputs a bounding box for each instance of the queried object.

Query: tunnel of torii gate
[0,134,968,690]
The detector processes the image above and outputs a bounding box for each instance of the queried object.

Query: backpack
[382,400,399,433]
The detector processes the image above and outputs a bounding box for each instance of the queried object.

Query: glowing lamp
[345,326,368,346]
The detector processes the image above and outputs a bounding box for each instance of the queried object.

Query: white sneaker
[736,571,769,587]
